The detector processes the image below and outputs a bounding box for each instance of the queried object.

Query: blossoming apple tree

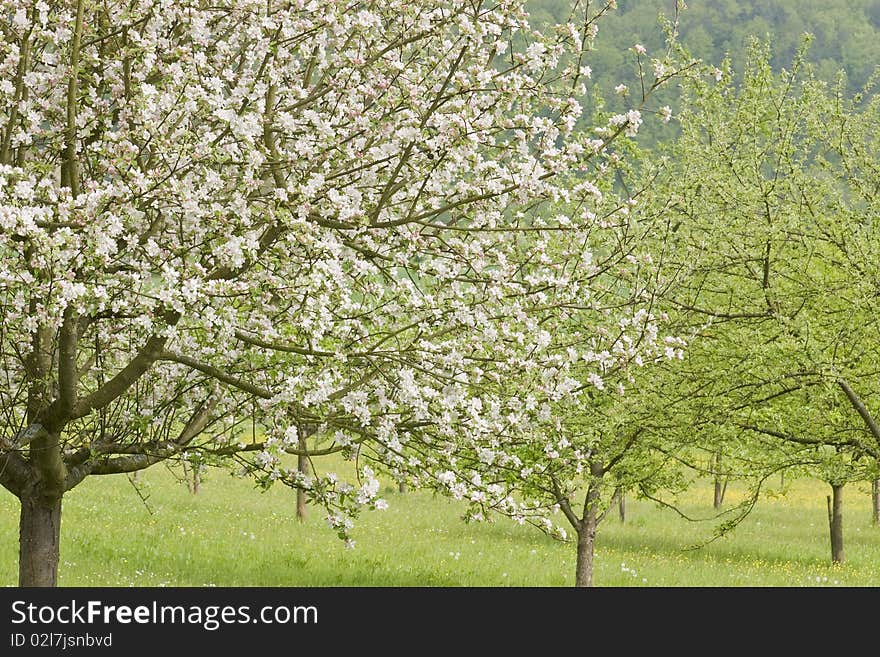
[371,23,700,587]
[0,0,685,586]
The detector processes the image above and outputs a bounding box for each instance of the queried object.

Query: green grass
[1,466,878,586]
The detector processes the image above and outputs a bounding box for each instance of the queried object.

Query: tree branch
[0,6,34,164]
[549,475,580,530]
[737,422,869,453]
[90,454,166,475]
[234,330,334,357]
[177,395,218,444]
[838,378,880,448]
[72,330,172,419]
[159,351,272,399]
[207,223,284,281]
[604,428,644,471]
[0,451,31,496]
[1,423,48,451]
[60,0,85,195]
[46,306,79,427]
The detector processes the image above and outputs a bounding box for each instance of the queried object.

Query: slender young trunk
[713,450,725,509]
[296,448,309,522]
[575,509,598,587]
[827,484,844,564]
[575,478,602,588]
[713,478,724,509]
[182,461,199,494]
[19,494,62,587]
[872,479,879,526]
[615,488,626,523]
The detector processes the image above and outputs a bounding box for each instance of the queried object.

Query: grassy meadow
[1,464,878,587]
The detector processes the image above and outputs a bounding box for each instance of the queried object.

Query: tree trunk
[398,482,408,494]
[574,479,602,588]
[613,488,626,523]
[296,449,309,522]
[575,512,598,587]
[872,479,879,526]
[712,450,726,509]
[827,484,844,564]
[19,494,62,587]
[181,460,200,494]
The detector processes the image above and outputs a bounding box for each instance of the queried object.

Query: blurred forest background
[529,0,880,143]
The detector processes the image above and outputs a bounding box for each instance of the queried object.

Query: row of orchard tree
[1,1,878,588]
[626,40,880,571]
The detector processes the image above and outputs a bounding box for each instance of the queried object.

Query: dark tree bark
[827,484,844,564]
[19,493,62,587]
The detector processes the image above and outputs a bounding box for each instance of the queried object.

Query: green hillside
[531,0,880,91]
